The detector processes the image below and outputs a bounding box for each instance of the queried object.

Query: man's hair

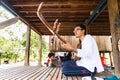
[75,24,86,34]
[48,52,55,58]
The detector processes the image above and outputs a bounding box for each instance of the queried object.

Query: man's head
[73,24,86,38]
[48,52,55,60]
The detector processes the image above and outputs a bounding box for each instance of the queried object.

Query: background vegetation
[0,6,49,64]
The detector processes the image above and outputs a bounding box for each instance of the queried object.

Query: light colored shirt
[76,35,104,73]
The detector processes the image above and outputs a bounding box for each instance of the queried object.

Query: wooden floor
[0,66,82,80]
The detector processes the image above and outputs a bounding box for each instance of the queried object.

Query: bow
[37,2,66,44]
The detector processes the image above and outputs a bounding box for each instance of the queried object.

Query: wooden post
[107,0,120,77]
[38,35,42,66]
[24,26,31,66]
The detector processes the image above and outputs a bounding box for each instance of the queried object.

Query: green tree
[42,36,49,53]
[0,6,49,64]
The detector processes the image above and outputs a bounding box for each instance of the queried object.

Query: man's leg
[62,60,92,76]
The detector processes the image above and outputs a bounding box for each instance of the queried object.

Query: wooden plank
[0,66,29,79]
[40,68,54,80]
[67,76,73,80]
[57,68,62,80]
[0,66,25,75]
[62,74,67,80]
[72,76,78,80]
[52,67,60,80]
[11,1,98,7]
[0,66,85,80]
[7,66,39,80]
[0,67,31,79]
[76,76,82,80]
[22,67,44,80]
[34,67,52,80]
[18,67,44,80]
[29,67,49,80]
[45,68,57,80]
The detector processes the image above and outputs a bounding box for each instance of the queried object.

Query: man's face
[73,26,84,38]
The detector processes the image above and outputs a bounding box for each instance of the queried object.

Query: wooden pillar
[107,0,120,77]
[24,26,31,66]
[38,35,42,66]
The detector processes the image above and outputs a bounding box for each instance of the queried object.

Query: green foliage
[0,6,49,64]
[22,41,26,47]
[21,33,26,47]
[30,30,39,48]
[0,36,7,50]
[0,30,49,63]
[30,31,49,61]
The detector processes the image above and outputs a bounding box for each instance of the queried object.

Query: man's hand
[74,56,81,60]
[62,42,77,53]
[53,19,61,34]
[62,42,73,51]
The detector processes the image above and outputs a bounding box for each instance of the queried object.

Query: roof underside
[1,0,119,36]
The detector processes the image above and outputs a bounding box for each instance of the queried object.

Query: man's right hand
[61,42,77,53]
[74,56,81,60]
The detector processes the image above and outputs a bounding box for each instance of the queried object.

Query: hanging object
[0,17,19,29]
[37,2,66,44]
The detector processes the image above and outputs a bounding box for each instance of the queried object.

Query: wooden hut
[0,0,120,79]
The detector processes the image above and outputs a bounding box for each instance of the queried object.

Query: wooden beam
[24,26,31,66]
[107,0,120,77]
[26,17,108,20]
[18,8,95,12]
[19,10,91,14]
[18,7,108,13]
[28,18,109,23]
[28,19,85,22]
[24,15,109,19]
[33,22,109,26]
[11,1,99,7]
[86,0,107,24]
[22,13,89,17]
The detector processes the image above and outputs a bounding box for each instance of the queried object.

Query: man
[54,21,104,76]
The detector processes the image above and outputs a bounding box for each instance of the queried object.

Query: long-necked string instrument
[37,2,66,44]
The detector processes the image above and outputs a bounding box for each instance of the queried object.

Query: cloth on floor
[82,76,104,80]
[103,75,120,80]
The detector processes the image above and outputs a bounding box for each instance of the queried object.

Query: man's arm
[62,42,78,53]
